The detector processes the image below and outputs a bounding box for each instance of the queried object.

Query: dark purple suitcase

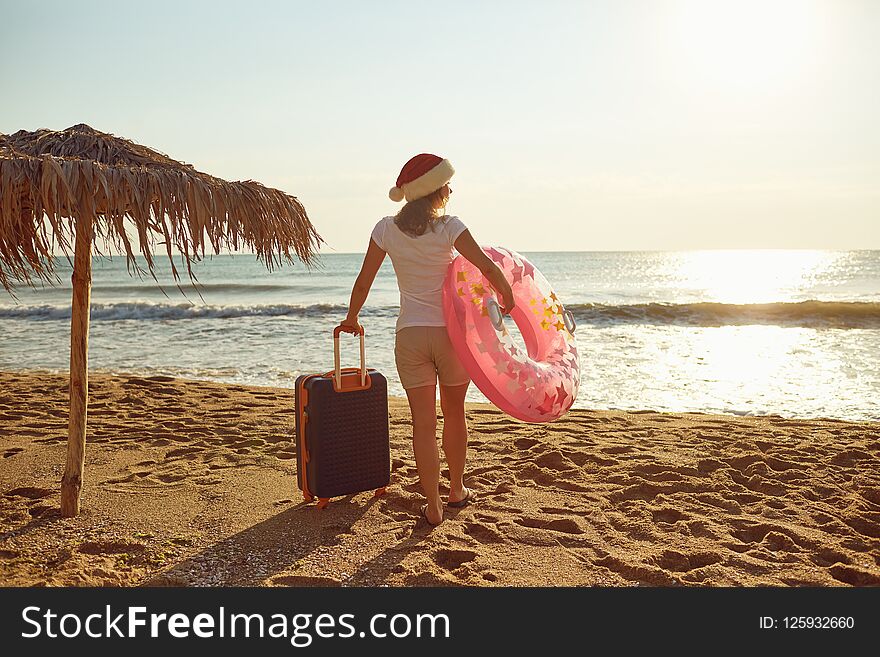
[294,328,390,508]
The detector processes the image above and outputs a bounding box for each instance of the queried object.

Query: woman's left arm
[339,239,386,333]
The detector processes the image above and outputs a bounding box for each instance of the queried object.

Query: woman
[338,153,515,526]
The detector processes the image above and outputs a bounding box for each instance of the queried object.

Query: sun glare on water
[672,250,841,304]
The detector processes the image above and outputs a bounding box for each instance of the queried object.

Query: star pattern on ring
[448,248,580,423]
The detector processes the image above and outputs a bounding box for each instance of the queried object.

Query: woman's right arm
[453,230,515,313]
[339,238,386,333]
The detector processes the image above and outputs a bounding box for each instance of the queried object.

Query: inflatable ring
[442,246,580,423]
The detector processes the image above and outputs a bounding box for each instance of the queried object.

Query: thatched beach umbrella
[0,124,322,516]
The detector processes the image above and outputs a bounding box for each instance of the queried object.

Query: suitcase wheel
[316,498,330,510]
[374,487,386,497]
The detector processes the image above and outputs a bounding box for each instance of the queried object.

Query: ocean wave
[89,282,299,293]
[2,300,880,327]
[568,301,880,328]
[0,302,390,321]
[26,282,345,295]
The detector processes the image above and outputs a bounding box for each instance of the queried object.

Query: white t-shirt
[371,214,469,332]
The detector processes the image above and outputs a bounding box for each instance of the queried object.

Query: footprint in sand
[696,458,725,474]
[153,387,183,397]
[432,548,478,570]
[231,439,265,449]
[539,506,578,515]
[651,507,687,525]
[842,514,880,540]
[593,554,676,586]
[9,429,43,437]
[212,413,241,420]
[602,445,635,455]
[827,564,880,586]
[533,451,578,472]
[725,454,766,472]
[165,447,201,459]
[653,549,724,573]
[729,471,788,497]
[856,487,880,506]
[760,531,801,553]
[105,471,151,485]
[612,480,670,502]
[810,547,851,568]
[192,476,223,486]
[515,516,584,534]
[830,449,872,467]
[685,520,719,539]
[729,521,811,551]
[514,463,558,487]
[461,522,505,544]
[156,473,187,484]
[631,464,689,482]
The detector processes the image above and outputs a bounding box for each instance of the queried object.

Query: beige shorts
[394,326,471,390]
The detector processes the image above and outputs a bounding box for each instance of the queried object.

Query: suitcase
[294,326,390,509]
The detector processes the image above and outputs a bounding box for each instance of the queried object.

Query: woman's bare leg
[439,382,470,503]
[405,384,442,524]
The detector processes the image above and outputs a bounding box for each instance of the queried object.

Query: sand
[0,370,878,587]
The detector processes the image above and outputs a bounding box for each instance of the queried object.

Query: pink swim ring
[442,246,580,423]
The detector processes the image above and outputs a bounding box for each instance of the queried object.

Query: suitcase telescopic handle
[333,326,366,389]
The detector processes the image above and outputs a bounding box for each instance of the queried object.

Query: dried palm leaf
[0,123,322,291]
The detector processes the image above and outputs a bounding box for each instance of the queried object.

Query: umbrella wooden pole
[61,216,92,517]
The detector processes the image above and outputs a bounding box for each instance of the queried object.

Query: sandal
[447,486,475,508]
[421,503,442,526]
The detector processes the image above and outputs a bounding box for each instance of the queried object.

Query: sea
[1,250,879,421]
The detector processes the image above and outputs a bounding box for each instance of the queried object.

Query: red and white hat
[389,153,455,202]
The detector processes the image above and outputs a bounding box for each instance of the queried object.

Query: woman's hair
[394,186,448,237]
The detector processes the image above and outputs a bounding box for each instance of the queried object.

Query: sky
[2,0,878,253]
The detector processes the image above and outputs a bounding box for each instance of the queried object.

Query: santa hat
[389,153,455,202]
